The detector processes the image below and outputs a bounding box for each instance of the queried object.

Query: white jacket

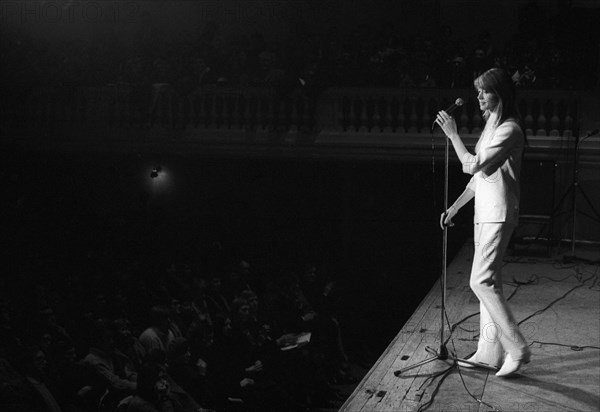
[462,118,524,224]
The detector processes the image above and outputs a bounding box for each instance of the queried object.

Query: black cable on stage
[445,309,502,412]
[517,272,597,326]
[411,352,455,412]
[450,260,598,336]
[454,269,599,342]
[529,340,600,351]
[454,313,479,335]
[452,283,523,336]
[415,365,454,412]
[420,260,599,411]
[413,308,502,412]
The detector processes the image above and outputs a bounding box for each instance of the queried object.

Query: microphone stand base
[393,344,465,376]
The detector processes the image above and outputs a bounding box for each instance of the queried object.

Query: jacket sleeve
[461,122,522,175]
[94,362,137,392]
[466,176,476,193]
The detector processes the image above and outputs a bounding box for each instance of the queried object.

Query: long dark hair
[474,68,521,127]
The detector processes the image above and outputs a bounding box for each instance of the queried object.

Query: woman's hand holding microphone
[435,110,459,140]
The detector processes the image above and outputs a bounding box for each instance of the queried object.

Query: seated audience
[45,340,93,412]
[113,318,146,373]
[12,345,64,412]
[138,306,177,355]
[79,318,137,411]
[124,361,184,412]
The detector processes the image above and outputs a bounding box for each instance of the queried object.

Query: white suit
[460,118,529,366]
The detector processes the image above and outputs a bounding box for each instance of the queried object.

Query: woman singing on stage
[435,67,531,377]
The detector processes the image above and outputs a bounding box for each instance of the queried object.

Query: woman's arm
[452,184,475,211]
[440,185,475,229]
[435,111,522,176]
[461,122,522,175]
[435,110,475,229]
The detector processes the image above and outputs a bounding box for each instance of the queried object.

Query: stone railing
[1,84,585,131]
[317,87,581,137]
[0,83,314,132]
[1,84,597,163]
[311,87,600,164]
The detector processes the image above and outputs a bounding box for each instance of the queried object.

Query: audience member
[205,275,231,319]
[138,306,177,355]
[12,345,64,412]
[113,318,146,373]
[143,349,206,412]
[166,337,209,408]
[79,318,137,411]
[45,340,92,412]
[124,361,184,412]
[34,306,73,356]
[223,260,257,301]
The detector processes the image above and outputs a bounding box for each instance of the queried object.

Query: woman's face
[476,87,498,112]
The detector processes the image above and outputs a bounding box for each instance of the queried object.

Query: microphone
[432,98,464,130]
[444,97,464,114]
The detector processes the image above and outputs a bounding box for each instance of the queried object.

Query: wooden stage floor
[340,242,600,412]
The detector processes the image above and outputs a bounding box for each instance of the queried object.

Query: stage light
[150,166,162,178]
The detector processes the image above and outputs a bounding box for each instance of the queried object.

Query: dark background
[1,0,598,356]
[2,147,472,352]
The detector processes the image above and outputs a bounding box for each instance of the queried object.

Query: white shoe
[495,351,531,377]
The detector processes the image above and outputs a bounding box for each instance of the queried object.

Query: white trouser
[470,222,528,365]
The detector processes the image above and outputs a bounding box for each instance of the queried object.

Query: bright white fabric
[470,222,529,363]
[462,119,524,225]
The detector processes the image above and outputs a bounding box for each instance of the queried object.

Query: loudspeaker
[512,159,557,256]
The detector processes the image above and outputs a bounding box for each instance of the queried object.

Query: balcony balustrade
[1,83,597,164]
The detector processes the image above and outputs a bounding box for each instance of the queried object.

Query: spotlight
[150,166,162,178]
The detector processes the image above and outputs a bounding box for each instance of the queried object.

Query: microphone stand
[557,129,600,263]
[394,127,472,376]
